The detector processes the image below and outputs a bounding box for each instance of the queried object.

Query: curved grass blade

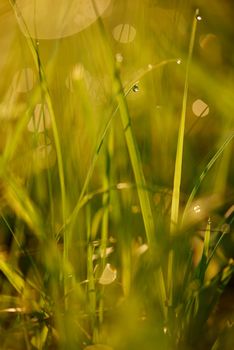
[3,173,44,240]
[9,1,69,302]
[182,133,234,225]
[0,258,25,294]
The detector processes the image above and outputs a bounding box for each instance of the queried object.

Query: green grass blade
[9,1,69,301]
[170,9,200,232]
[206,232,226,268]
[182,133,234,225]
[195,218,211,283]
[0,258,25,294]
[168,8,200,308]
[86,205,98,342]
[99,130,113,324]
[3,174,44,240]
[115,77,155,246]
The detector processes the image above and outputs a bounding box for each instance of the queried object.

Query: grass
[0,1,234,349]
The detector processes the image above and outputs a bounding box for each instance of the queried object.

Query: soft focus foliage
[0,1,233,349]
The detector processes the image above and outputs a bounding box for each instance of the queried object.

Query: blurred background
[0,1,233,349]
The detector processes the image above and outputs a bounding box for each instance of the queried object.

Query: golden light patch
[15,0,111,39]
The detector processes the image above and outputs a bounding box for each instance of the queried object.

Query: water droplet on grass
[115,53,123,63]
[132,84,139,92]
[196,14,202,21]
[116,182,130,189]
[176,58,182,65]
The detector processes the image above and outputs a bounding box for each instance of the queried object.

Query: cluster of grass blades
[0,1,233,349]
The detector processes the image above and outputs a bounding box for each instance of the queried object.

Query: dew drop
[148,64,153,70]
[116,182,129,189]
[176,58,182,65]
[115,53,123,63]
[132,84,139,92]
[196,14,202,21]
[163,326,168,334]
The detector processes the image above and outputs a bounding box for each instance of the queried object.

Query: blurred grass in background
[0,1,234,349]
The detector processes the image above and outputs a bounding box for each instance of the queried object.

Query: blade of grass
[3,173,44,240]
[206,231,226,268]
[170,8,200,232]
[115,75,155,246]
[182,132,234,225]
[9,1,69,301]
[168,9,200,308]
[0,255,45,299]
[195,218,211,283]
[86,205,98,343]
[2,86,42,163]
[0,257,25,294]
[90,0,169,319]
[0,213,43,288]
[98,129,113,324]
[60,58,178,238]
